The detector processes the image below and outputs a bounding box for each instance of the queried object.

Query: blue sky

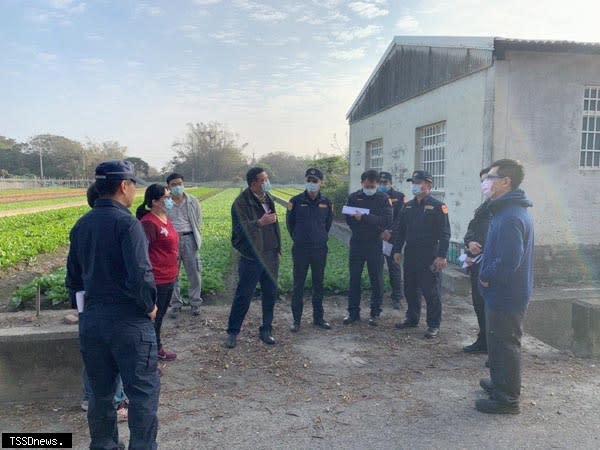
[1,0,598,169]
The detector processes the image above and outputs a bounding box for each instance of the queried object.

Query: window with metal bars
[366,139,383,171]
[581,87,600,169]
[416,121,446,190]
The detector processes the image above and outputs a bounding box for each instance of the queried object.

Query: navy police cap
[95,160,147,185]
[305,168,323,180]
[406,170,433,183]
[379,171,393,182]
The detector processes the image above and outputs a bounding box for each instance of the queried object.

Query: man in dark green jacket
[225,167,281,349]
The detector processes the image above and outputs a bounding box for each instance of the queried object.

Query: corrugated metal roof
[494,38,600,57]
[347,36,600,120]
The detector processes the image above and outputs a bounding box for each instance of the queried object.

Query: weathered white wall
[348,70,492,242]
[493,51,600,247]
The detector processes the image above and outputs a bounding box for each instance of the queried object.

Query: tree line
[0,122,348,186]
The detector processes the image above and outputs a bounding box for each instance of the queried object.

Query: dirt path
[1,296,598,449]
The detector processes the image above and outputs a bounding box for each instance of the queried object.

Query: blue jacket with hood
[479,189,534,313]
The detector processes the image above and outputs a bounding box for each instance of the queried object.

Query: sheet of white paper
[459,253,482,268]
[342,205,370,215]
[382,240,393,256]
[76,291,85,313]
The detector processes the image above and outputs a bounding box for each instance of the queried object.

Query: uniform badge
[424,205,434,210]
[441,204,449,214]
[287,201,293,211]
[319,203,328,208]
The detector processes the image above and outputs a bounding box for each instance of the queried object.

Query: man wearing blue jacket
[476,159,534,415]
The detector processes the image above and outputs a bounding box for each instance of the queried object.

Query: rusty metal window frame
[581,87,600,169]
[366,138,383,171]
[416,121,446,190]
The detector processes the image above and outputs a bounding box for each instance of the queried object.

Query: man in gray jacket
[166,173,203,318]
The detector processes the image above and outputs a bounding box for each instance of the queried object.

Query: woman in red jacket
[136,183,180,364]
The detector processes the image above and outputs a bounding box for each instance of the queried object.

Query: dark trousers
[291,244,327,323]
[348,239,384,318]
[384,254,403,302]
[79,305,160,450]
[469,264,486,344]
[227,251,279,335]
[486,306,524,404]
[154,282,175,350]
[404,266,442,328]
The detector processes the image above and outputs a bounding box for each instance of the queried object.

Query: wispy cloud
[396,15,419,33]
[26,1,86,24]
[235,0,287,22]
[348,1,389,19]
[210,30,246,45]
[134,3,163,17]
[332,24,382,42]
[329,47,366,61]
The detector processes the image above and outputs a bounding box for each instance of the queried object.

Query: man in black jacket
[66,160,159,450]
[344,169,393,326]
[462,167,491,354]
[392,170,450,339]
[225,167,281,348]
[286,168,333,332]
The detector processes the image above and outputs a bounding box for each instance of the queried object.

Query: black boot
[259,327,275,345]
[463,339,487,354]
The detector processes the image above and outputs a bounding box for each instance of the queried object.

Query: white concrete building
[347,36,600,284]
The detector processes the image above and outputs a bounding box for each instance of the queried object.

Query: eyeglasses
[485,174,506,181]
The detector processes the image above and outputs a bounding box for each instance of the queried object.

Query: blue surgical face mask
[363,187,377,196]
[306,182,320,193]
[411,183,422,196]
[163,197,174,211]
[171,185,184,196]
[261,180,271,193]
[377,184,390,193]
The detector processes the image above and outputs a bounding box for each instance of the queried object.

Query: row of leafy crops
[270,187,303,201]
[9,188,231,308]
[0,206,89,269]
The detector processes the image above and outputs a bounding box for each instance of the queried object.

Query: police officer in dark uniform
[66,160,160,450]
[378,171,405,310]
[392,170,450,339]
[344,169,393,326]
[286,168,333,332]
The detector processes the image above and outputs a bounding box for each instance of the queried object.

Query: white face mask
[306,182,320,193]
[362,187,376,196]
[481,179,493,199]
[411,183,422,196]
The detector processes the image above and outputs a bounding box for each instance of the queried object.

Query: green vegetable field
[7,186,385,309]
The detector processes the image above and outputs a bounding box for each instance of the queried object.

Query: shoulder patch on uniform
[287,201,293,211]
[441,204,449,214]
[424,205,434,210]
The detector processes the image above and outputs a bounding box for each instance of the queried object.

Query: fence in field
[0,178,92,190]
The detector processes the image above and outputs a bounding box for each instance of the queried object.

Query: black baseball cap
[305,168,323,180]
[407,170,433,183]
[95,160,147,185]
